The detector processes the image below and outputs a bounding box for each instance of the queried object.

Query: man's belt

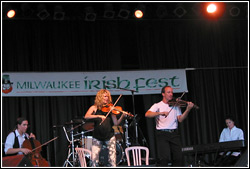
[158,129,177,133]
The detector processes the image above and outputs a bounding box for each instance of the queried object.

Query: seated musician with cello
[84,89,128,167]
[4,117,36,156]
[4,117,50,167]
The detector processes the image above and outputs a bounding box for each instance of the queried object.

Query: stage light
[104,3,115,19]
[229,6,240,17]
[173,4,187,18]
[207,4,217,13]
[3,3,17,19]
[54,5,65,20]
[134,10,143,18]
[118,3,130,19]
[37,4,50,20]
[156,5,168,18]
[7,9,16,18]
[21,3,34,17]
[118,9,130,19]
[85,6,96,21]
[191,3,202,17]
[134,4,146,19]
[85,13,96,21]
[202,2,225,20]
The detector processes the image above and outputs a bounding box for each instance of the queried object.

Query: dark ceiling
[2,2,248,21]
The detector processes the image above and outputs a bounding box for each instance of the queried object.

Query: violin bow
[31,137,59,152]
[99,94,122,125]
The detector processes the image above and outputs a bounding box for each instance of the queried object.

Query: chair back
[75,147,92,167]
[125,146,149,166]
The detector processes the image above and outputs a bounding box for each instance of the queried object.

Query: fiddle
[168,98,199,109]
[22,138,50,167]
[102,103,134,117]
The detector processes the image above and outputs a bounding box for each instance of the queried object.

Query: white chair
[125,146,149,166]
[75,147,92,167]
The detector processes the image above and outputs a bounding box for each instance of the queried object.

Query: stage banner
[2,69,187,97]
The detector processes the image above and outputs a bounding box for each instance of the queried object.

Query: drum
[112,126,124,142]
[78,136,92,165]
[99,143,124,166]
[80,136,124,166]
[80,136,93,150]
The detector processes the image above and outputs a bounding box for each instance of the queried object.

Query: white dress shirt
[219,126,244,156]
[4,129,29,154]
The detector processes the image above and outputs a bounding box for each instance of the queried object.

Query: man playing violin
[4,117,36,156]
[145,86,194,167]
[84,89,126,167]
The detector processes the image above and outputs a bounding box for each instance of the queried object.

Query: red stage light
[7,9,16,18]
[202,2,226,20]
[134,10,143,19]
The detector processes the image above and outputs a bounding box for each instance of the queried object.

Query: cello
[22,138,50,167]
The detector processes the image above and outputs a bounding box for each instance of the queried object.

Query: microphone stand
[118,87,139,146]
[70,123,76,167]
[124,118,131,148]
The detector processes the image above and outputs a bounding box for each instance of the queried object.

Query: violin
[22,138,50,167]
[101,103,134,117]
[168,98,199,109]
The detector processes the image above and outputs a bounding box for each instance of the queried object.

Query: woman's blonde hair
[94,89,112,110]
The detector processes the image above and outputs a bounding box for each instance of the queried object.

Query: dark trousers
[156,130,183,167]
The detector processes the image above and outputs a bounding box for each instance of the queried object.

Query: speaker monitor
[2,154,33,167]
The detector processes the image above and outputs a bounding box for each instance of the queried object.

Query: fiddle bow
[22,136,58,166]
[99,94,122,125]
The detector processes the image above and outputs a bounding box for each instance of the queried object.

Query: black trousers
[156,130,183,167]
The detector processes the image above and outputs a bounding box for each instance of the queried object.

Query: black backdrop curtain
[2,4,248,166]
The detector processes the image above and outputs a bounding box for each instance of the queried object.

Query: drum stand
[63,121,85,167]
[63,124,77,167]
